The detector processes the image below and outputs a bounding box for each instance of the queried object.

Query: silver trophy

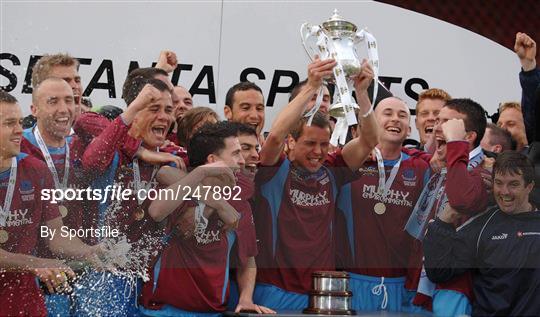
[301,9,379,145]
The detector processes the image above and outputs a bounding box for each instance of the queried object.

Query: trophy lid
[322,9,357,33]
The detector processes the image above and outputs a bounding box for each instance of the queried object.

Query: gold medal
[0,229,9,244]
[374,202,386,215]
[134,206,145,221]
[59,205,68,218]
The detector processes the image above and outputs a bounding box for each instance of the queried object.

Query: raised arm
[81,84,160,173]
[259,57,336,166]
[148,161,235,222]
[342,60,379,170]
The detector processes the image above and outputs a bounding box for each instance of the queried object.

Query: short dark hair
[188,121,239,167]
[0,90,18,104]
[290,111,331,140]
[123,77,170,107]
[232,122,257,138]
[122,67,168,105]
[486,123,513,152]
[225,82,263,108]
[493,151,535,185]
[444,98,486,148]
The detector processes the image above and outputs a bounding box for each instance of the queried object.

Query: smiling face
[288,125,331,173]
[497,107,528,148]
[224,89,265,136]
[433,107,467,161]
[132,90,174,149]
[31,78,75,143]
[375,97,411,145]
[208,136,245,172]
[415,98,444,145]
[306,85,331,114]
[238,133,259,174]
[48,65,83,104]
[0,102,23,159]
[493,171,533,214]
[173,86,193,120]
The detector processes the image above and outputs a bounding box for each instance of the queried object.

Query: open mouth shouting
[424,125,434,135]
[151,124,167,140]
[54,116,71,129]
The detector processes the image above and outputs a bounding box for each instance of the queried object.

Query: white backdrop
[1,0,521,139]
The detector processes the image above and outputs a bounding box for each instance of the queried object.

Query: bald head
[375,97,411,145]
[32,77,72,103]
[375,97,410,119]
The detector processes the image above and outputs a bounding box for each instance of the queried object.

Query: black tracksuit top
[424,207,540,316]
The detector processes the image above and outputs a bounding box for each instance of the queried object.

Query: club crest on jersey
[401,169,417,186]
[19,180,35,194]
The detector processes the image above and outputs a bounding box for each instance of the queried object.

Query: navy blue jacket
[424,207,540,316]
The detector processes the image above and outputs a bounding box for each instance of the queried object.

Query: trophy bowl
[301,9,364,79]
[312,271,350,292]
[303,291,355,315]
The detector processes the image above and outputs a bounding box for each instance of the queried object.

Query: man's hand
[155,50,178,73]
[438,204,462,226]
[307,56,336,90]
[352,59,375,115]
[235,301,276,314]
[442,119,466,142]
[33,259,75,294]
[199,161,236,186]
[123,84,163,125]
[352,59,375,93]
[514,32,537,71]
[214,201,240,231]
[429,149,446,173]
[137,148,186,170]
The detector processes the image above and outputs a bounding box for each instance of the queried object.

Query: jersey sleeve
[445,141,488,215]
[81,116,141,173]
[402,147,433,164]
[73,111,110,142]
[519,67,540,143]
[325,149,361,186]
[255,154,285,184]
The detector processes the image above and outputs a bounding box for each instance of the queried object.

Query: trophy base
[302,308,356,315]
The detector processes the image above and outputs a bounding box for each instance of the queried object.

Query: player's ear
[287,134,296,151]
[224,105,233,121]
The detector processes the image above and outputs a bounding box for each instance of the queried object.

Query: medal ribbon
[0,157,17,227]
[34,127,69,190]
[133,152,159,206]
[405,168,447,240]
[374,148,402,200]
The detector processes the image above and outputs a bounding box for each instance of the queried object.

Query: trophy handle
[300,23,325,61]
[356,29,380,112]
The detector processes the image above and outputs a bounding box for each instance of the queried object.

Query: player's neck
[0,155,14,173]
[377,143,401,160]
[36,124,66,148]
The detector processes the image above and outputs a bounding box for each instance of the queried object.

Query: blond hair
[498,101,522,114]
[31,53,79,87]
[416,88,451,109]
